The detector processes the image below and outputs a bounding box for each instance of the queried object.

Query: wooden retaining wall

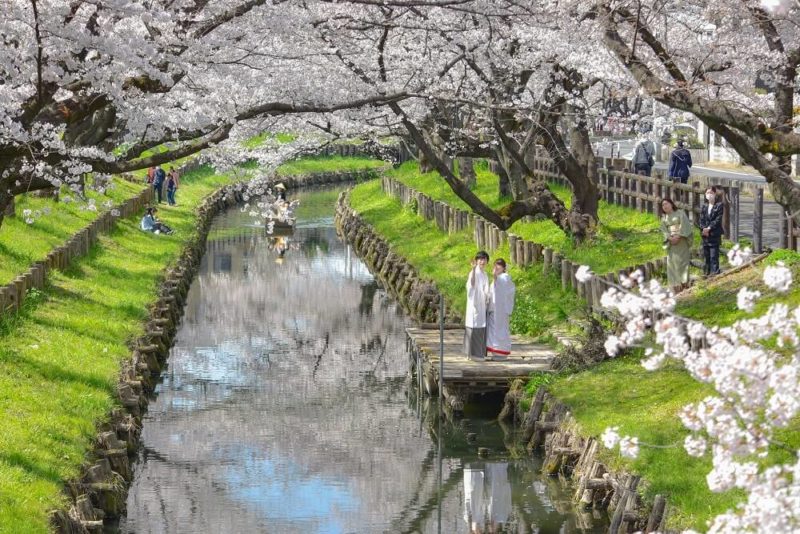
[0,186,155,320]
[334,191,461,325]
[380,175,666,313]
[501,387,668,534]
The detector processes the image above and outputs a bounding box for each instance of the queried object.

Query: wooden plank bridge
[406,327,556,415]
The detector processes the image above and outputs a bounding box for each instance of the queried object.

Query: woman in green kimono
[660,198,693,293]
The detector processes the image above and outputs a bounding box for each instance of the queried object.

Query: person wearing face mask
[465,251,490,360]
[698,186,724,276]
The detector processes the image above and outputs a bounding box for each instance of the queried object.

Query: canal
[120,186,603,533]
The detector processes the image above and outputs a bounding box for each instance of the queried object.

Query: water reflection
[120,187,603,533]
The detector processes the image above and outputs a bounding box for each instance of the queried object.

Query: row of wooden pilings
[49,182,241,533]
[380,175,666,312]
[334,191,460,324]
[501,386,668,534]
[0,186,154,319]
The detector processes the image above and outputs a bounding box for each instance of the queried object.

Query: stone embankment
[49,169,380,533]
[501,386,668,534]
[334,191,461,324]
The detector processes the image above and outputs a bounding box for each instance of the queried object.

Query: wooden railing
[530,157,776,253]
[380,175,666,313]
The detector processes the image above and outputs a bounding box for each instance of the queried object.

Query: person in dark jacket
[632,138,656,176]
[153,165,166,203]
[698,186,724,276]
[668,141,693,184]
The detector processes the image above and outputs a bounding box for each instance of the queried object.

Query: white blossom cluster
[584,262,800,532]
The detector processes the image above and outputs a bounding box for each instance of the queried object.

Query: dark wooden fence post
[753,188,764,253]
[730,186,739,244]
[779,211,788,250]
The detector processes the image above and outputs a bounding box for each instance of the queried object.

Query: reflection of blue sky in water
[158,340,275,411]
[224,447,356,534]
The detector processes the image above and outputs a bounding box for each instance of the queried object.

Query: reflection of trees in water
[124,206,593,533]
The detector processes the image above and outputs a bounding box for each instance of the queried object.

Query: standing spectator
[146,166,156,185]
[660,197,693,294]
[486,259,515,361]
[464,251,490,360]
[668,140,693,184]
[152,165,166,203]
[699,186,724,276]
[632,137,656,176]
[166,167,180,206]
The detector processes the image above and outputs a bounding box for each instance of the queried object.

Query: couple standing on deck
[464,251,516,361]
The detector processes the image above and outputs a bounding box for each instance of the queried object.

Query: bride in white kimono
[464,251,490,359]
[486,259,516,360]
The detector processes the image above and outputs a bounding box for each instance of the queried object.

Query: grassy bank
[0,166,234,532]
[0,156,384,533]
[388,161,669,273]
[277,155,386,176]
[544,250,800,531]
[0,179,145,286]
[349,179,581,341]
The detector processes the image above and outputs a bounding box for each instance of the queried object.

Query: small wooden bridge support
[406,327,555,416]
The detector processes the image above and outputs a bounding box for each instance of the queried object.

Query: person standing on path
[632,137,656,176]
[166,167,180,206]
[699,186,724,276]
[464,250,490,360]
[660,197,693,294]
[146,166,155,185]
[486,259,516,361]
[153,165,166,204]
[668,140,693,184]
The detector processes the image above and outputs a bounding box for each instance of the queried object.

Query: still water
[120,187,603,533]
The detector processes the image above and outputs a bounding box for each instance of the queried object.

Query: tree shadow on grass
[0,452,63,485]
[0,348,115,394]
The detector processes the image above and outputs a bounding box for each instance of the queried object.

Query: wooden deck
[406,327,556,413]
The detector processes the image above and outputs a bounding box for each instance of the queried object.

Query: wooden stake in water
[439,294,444,395]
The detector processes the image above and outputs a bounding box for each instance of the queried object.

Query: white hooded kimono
[487,273,516,356]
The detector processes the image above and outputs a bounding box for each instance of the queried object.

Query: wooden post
[523,240,532,266]
[543,248,553,273]
[753,188,764,253]
[730,186,740,243]
[561,259,572,290]
[517,239,527,266]
[532,243,542,263]
[722,186,731,238]
[779,211,788,249]
[509,234,518,264]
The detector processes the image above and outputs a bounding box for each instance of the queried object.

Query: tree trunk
[457,157,476,189]
[567,121,600,224]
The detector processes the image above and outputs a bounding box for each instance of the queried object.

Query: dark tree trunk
[457,157,476,189]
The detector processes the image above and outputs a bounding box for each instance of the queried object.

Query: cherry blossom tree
[583,248,800,532]
[572,0,800,222]
[0,0,408,227]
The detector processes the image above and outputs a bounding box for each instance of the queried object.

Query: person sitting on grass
[140,207,174,235]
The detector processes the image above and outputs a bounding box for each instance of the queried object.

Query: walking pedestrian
[699,186,724,276]
[152,165,166,204]
[464,251,490,360]
[166,167,180,206]
[668,140,693,184]
[632,137,656,176]
[660,197,693,294]
[486,259,515,361]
